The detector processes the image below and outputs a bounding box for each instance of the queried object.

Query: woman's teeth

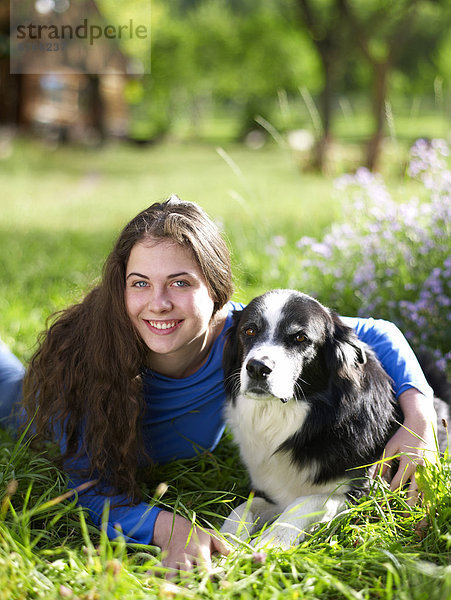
[148,320,178,330]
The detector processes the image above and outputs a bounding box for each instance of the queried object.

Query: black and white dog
[221,289,449,549]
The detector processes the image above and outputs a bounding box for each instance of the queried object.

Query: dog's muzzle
[244,358,290,403]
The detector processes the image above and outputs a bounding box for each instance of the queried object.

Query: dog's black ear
[222,310,243,397]
[324,313,367,386]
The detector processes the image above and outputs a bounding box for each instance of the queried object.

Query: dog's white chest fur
[225,395,332,507]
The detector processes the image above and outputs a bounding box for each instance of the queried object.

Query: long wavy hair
[23,196,234,501]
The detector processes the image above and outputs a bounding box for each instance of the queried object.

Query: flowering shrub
[266,139,451,373]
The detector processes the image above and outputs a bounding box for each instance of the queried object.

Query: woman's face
[125,239,216,375]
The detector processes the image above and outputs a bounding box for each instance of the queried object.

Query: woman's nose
[147,289,172,312]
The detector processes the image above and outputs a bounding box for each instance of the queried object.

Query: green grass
[0,133,428,361]
[0,136,450,598]
[0,135,341,361]
[0,135,338,234]
[0,428,449,599]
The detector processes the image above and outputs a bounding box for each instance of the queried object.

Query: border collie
[221,289,449,549]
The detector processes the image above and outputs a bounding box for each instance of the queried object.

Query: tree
[294,0,350,171]
[129,0,320,141]
[295,0,451,171]
[339,0,451,170]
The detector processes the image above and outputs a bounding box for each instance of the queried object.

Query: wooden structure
[0,1,130,142]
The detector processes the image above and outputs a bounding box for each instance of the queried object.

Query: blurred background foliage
[3,0,451,169]
[94,0,451,169]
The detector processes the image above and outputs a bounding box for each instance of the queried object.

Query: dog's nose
[246,358,272,380]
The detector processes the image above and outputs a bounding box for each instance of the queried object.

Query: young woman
[4,196,437,574]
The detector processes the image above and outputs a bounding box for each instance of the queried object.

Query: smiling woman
[21,196,237,573]
[23,195,234,491]
[1,194,436,577]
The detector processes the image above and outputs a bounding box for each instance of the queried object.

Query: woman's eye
[172,280,189,288]
[133,281,148,288]
[244,327,256,337]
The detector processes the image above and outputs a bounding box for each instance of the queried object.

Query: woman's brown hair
[23,196,233,500]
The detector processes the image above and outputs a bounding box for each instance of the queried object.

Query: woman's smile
[144,319,184,334]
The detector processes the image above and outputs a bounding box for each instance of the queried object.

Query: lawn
[0,135,341,361]
[0,133,430,361]
[0,135,340,358]
[0,135,450,599]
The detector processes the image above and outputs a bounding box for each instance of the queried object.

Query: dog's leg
[254,494,347,550]
[221,496,279,543]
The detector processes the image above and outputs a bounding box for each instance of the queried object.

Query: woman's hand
[381,388,438,505]
[153,510,231,576]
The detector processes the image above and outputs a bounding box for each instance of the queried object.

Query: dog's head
[223,290,367,404]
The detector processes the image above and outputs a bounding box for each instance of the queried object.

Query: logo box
[10,0,151,75]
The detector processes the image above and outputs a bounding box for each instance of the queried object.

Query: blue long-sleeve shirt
[0,305,433,547]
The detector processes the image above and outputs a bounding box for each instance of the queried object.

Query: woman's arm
[383,387,437,503]
[341,317,433,400]
[66,458,162,545]
[342,317,437,502]
[68,459,230,575]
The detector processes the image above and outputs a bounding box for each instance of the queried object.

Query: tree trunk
[366,61,390,171]
[312,48,335,173]
[87,75,105,140]
[296,0,345,173]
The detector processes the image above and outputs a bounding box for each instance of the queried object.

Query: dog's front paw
[252,524,306,550]
[220,503,259,543]
[221,496,278,544]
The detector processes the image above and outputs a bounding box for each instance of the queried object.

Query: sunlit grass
[0,136,337,235]
[0,426,449,599]
[0,136,339,361]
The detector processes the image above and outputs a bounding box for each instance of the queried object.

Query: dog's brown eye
[244,327,256,337]
[295,333,306,343]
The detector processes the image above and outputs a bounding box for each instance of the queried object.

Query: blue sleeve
[341,317,433,400]
[0,341,25,428]
[0,343,162,545]
[66,452,162,545]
